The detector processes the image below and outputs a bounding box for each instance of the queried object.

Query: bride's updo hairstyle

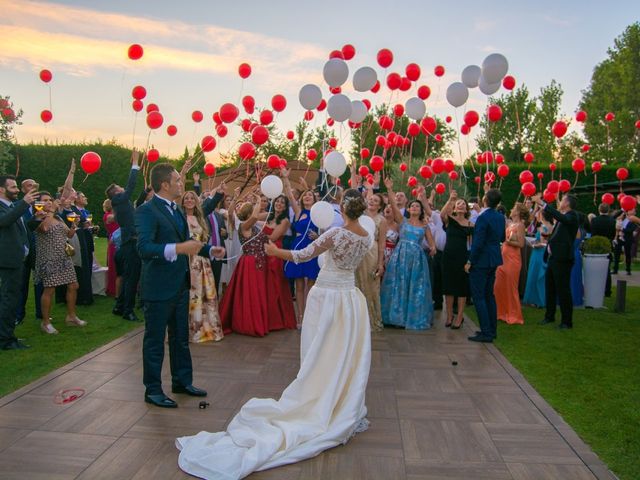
[341,189,367,220]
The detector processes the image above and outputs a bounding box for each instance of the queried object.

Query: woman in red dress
[263,195,296,330]
[102,199,119,297]
[220,196,270,337]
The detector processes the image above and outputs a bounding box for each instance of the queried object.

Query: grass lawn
[0,238,141,398]
[465,285,640,480]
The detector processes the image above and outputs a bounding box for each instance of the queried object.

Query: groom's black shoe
[538,318,555,325]
[468,334,493,343]
[144,393,177,408]
[475,330,496,340]
[172,385,207,397]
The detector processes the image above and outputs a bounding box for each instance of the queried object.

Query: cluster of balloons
[446,53,510,109]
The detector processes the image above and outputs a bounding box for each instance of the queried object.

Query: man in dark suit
[590,203,616,296]
[0,175,37,350]
[534,194,579,329]
[135,163,225,408]
[466,189,506,343]
[106,150,142,322]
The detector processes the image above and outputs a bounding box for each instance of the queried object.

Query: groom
[135,162,225,408]
[465,188,505,343]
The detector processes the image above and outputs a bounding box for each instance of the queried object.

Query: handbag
[64,241,75,257]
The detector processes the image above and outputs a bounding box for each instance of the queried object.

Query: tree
[579,22,640,163]
[0,95,23,173]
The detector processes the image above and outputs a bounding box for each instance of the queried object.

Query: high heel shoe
[451,317,465,330]
[445,316,453,328]
[41,323,59,334]
[65,316,87,327]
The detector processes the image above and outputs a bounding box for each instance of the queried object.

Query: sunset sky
[0,0,636,163]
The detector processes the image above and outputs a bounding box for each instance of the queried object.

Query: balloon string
[131,112,138,150]
[48,84,52,112]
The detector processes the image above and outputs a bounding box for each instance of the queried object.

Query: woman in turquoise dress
[522,209,553,308]
[381,180,437,330]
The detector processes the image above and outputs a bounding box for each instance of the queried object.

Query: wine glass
[34,201,44,212]
[66,212,77,224]
[86,213,93,223]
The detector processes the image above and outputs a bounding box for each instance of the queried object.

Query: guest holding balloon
[523,209,553,308]
[381,177,436,330]
[281,169,319,328]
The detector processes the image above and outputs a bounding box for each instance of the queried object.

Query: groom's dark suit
[135,195,213,396]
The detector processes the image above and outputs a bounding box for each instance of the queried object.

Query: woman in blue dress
[282,169,320,328]
[570,213,586,307]
[523,209,553,308]
[381,179,436,330]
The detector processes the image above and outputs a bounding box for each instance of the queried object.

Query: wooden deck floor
[0,313,616,480]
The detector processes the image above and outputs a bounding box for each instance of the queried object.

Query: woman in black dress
[440,192,474,329]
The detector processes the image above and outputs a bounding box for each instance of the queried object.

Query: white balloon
[299,84,322,110]
[260,175,283,200]
[405,97,426,121]
[324,151,347,177]
[323,58,349,88]
[446,82,469,108]
[461,65,481,88]
[349,100,367,123]
[327,94,352,122]
[358,215,375,238]
[310,201,335,230]
[352,66,377,92]
[481,53,509,84]
[478,75,501,95]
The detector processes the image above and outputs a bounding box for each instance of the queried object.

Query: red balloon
[399,163,407,172]
[370,155,384,172]
[431,158,445,174]
[434,65,445,77]
[286,130,295,140]
[307,149,317,161]
[376,135,386,147]
[601,193,615,205]
[40,109,52,123]
[39,69,52,83]
[80,151,101,174]
[591,161,602,173]
[127,44,143,60]
[572,158,585,173]
[582,144,590,152]
[399,77,412,92]
[421,116,437,135]
[212,113,223,125]
[543,189,556,203]
[238,63,252,79]
[377,48,394,68]
[449,171,459,181]
[201,135,217,152]
[497,164,510,178]
[146,103,159,113]
[417,85,431,100]
[304,111,314,121]
[460,124,470,135]
[238,142,256,161]
[259,109,274,125]
[616,167,629,181]
[523,152,534,163]
[358,165,370,177]
[360,147,370,159]
[463,110,479,127]
[620,195,637,212]
[575,110,587,122]
[477,153,485,165]
[393,104,404,117]
[445,116,452,123]
[419,165,433,179]
[329,137,338,148]
[251,125,269,145]
[495,153,505,164]
[1,108,15,121]
[487,104,503,122]
[558,179,571,193]
[474,176,481,184]
[552,120,568,138]
[537,172,544,180]
[329,50,344,59]
[405,63,421,81]
[341,44,356,60]
[279,158,288,169]
[242,95,255,114]
[146,149,159,162]
[215,124,228,137]
[132,100,143,112]
[386,72,402,90]
[146,111,163,129]
[605,112,615,122]
[379,115,394,131]
[241,119,251,132]
[267,155,281,169]
[519,170,534,184]
[444,159,455,173]
[191,110,203,123]
[204,163,216,177]
[317,99,327,111]
[502,75,516,90]
[547,180,559,193]
[484,171,496,184]
[131,85,146,100]
[617,193,626,203]
[271,94,287,112]
[219,103,239,123]
[521,182,536,197]
[371,81,381,93]
[407,176,418,187]
[166,125,177,136]
[484,151,494,164]
[636,120,640,129]
[435,182,446,194]
[549,163,557,172]
[407,123,420,136]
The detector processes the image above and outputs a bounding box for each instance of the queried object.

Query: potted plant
[582,235,612,308]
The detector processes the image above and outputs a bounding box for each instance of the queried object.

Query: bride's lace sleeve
[290,229,338,264]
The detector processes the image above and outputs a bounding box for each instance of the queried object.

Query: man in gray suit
[0,175,37,350]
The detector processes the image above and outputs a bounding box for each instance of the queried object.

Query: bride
[176,188,373,479]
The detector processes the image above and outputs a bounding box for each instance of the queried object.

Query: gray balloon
[323,58,349,88]
[349,100,368,123]
[478,75,501,95]
[405,97,426,121]
[352,66,378,92]
[446,82,469,108]
[481,53,509,84]
[299,84,323,110]
[327,94,352,122]
[461,65,481,88]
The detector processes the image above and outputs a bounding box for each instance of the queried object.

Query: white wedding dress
[177,227,373,479]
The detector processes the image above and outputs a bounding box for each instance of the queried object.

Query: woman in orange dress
[494,203,530,325]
